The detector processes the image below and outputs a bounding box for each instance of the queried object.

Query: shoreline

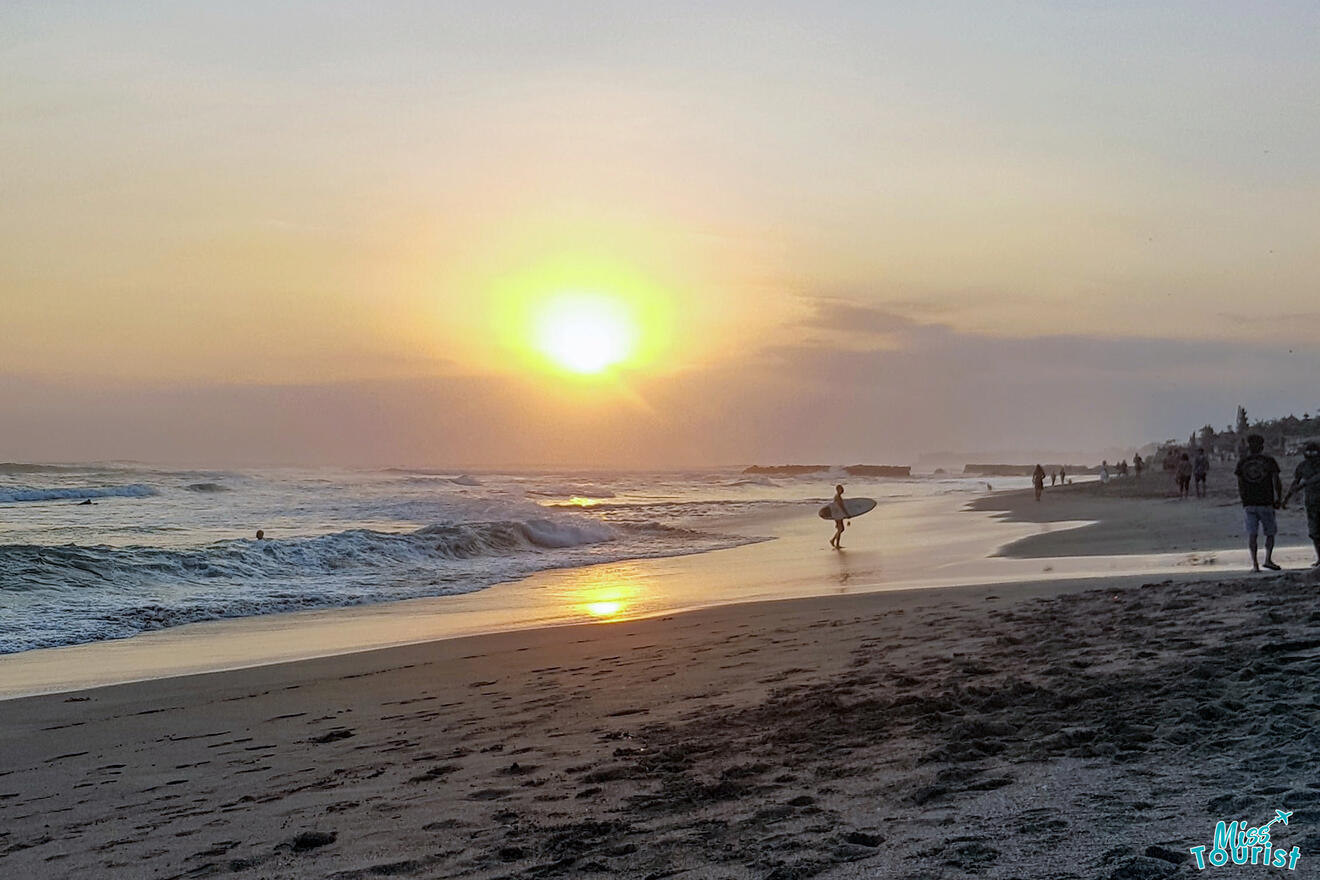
[3,485,1291,700]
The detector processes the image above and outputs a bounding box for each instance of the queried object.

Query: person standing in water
[1032,464,1046,502]
[829,484,847,549]
[1235,433,1283,572]
[1282,440,1320,567]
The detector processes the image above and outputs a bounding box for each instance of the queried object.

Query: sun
[534,294,636,374]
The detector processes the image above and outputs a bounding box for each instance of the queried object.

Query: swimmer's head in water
[256,529,265,540]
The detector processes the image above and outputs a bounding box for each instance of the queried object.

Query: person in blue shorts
[1234,433,1282,572]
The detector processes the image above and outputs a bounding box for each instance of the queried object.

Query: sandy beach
[10,2,1319,876]
[974,461,1315,560]
[4,481,1320,878]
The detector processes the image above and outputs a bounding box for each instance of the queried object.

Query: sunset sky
[3,2,1319,467]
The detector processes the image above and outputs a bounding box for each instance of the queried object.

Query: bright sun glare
[535,295,635,374]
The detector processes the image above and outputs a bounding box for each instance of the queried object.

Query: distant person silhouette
[1032,464,1046,502]
[1235,433,1282,572]
[1050,470,1058,487]
[1282,440,1320,567]
[1176,453,1193,498]
[1133,453,1144,478]
[828,484,847,549]
[1058,467,1067,485]
[1193,448,1210,498]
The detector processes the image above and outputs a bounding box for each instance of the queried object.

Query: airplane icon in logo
[1262,810,1293,832]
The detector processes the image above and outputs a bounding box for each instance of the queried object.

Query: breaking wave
[0,484,157,504]
[0,516,760,653]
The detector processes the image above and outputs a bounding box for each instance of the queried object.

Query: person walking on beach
[1100,461,1110,484]
[1235,433,1283,572]
[828,484,847,549]
[1282,440,1320,567]
[1050,470,1058,487]
[1133,453,1144,479]
[1176,453,1193,499]
[1032,464,1046,502]
[1058,466,1066,485]
[1193,448,1210,498]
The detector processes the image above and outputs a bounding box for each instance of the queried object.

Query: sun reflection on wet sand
[586,600,623,618]
[562,565,645,621]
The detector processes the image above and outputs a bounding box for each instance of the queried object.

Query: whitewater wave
[0,484,158,504]
[0,518,618,585]
[0,514,761,654]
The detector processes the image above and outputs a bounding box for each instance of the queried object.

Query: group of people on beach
[1173,448,1211,499]
[835,434,1320,570]
[1032,464,1065,500]
[1030,434,1320,572]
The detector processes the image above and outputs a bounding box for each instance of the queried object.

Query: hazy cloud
[3,306,1317,468]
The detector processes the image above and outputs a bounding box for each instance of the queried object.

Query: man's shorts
[1306,500,1320,541]
[1244,505,1278,537]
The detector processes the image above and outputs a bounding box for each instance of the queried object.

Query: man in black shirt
[1234,433,1283,572]
[1282,440,1320,567]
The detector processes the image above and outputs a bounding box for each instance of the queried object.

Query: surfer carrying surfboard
[818,490,877,545]
[829,484,847,549]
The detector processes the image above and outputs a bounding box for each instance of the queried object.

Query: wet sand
[973,463,1314,559]
[5,480,1320,878]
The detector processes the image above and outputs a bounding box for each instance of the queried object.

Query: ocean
[0,463,1031,656]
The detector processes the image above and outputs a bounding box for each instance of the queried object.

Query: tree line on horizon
[1171,406,1320,459]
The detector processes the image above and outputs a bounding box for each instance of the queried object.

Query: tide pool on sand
[818,498,878,520]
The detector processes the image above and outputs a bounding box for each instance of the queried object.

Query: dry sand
[4,480,1320,878]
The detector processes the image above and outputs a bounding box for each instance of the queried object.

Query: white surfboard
[818,497,878,520]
